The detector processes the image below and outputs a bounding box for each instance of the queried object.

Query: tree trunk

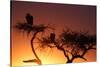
[66,60,72,63]
[30,31,42,65]
[66,57,73,63]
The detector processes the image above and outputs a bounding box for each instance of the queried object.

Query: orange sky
[11,1,96,67]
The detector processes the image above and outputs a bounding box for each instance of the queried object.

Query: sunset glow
[11,1,96,67]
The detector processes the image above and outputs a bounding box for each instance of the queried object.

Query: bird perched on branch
[26,13,33,26]
[50,32,56,43]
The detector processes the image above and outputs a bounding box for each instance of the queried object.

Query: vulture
[50,32,55,43]
[26,13,33,25]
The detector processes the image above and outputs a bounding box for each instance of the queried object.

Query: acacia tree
[14,14,96,64]
[38,29,96,63]
[15,22,52,65]
[60,30,96,63]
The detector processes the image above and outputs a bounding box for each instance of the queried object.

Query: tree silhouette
[14,14,96,64]
[60,29,96,63]
[38,28,96,63]
[14,14,53,65]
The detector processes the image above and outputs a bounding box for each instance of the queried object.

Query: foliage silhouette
[38,28,96,63]
[15,14,53,65]
[61,29,96,63]
[14,14,96,64]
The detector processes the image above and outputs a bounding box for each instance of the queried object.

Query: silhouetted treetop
[15,23,51,36]
[38,28,96,63]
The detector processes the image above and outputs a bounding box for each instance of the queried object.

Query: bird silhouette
[50,32,55,43]
[26,13,33,25]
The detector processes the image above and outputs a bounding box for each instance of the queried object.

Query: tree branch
[73,55,87,61]
[81,45,96,57]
